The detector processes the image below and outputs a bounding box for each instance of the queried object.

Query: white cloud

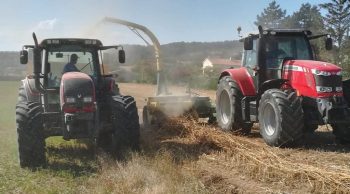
[33,18,58,31]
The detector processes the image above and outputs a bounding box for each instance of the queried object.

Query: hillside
[123,40,242,65]
[0,41,243,82]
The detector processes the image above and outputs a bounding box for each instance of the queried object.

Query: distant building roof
[205,58,241,66]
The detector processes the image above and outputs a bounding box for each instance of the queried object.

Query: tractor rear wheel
[109,95,140,155]
[258,89,304,147]
[216,76,252,134]
[16,102,46,168]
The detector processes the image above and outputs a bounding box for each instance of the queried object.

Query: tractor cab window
[47,51,95,88]
[265,35,312,68]
[243,39,257,69]
[264,35,312,80]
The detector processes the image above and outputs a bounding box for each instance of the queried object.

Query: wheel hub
[219,90,231,124]
[262,103,277,136]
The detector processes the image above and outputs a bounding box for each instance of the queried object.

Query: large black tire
[216,76,252,134]
[16,101,46,168]
[258,89,304,147]
[109,95,140,153]
[342,79,350,105]
[303,124,318,134]
[332,124,350,144]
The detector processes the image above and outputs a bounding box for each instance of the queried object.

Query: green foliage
[189,75,218,90]
[132,59,157,84]
[320,0,350,48]
[320,0,350,70]
[255,1,287,28]
[284,3,329,62]
[124,41,242,85]
[284,3,324,33]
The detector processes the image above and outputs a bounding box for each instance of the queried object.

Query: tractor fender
[258,79,289,96]
[102,76,119,95]
[219,67,256,96]
[21,76,40,102]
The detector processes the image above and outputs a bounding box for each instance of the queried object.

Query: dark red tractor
[16,33,140,168]
[216,26,350,146]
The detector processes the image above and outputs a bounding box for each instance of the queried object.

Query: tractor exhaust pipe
[32,32,45,93]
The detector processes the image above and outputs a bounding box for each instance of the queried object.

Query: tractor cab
[241,28,332,91]
[20,37,125,112]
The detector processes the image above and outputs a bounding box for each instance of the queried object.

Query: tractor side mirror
[326,37,332,50]
[119,50,125,63]
[20,50,28,64]
[33,47,42,74]
[244,37,253,50]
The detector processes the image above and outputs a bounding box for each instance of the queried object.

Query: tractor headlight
[66,97,76,103]
[336,87,343,92]
[316,86,332,93]
[311,69,332,76]
[83,96,93,103]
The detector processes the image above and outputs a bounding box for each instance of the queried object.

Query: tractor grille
[314,74,342,91]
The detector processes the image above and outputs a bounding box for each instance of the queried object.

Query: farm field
[1,81,350,193]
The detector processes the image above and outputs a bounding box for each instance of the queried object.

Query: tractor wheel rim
[219,90,231,124]
[263,103,277,136]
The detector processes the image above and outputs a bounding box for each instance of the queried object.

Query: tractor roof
[40,38,103,47]
[241,28,313,41]
[264,28,312,35]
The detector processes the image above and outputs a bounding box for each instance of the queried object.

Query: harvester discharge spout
[102,17,215,126]
[102,17,168,96]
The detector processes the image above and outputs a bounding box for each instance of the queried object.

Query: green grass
[0,81,92,193]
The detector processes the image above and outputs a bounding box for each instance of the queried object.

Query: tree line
[255,0,350,73]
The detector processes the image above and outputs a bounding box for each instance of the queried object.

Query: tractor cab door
[261,34,313,82]
[242,38,259,90]
[263,36,288,81]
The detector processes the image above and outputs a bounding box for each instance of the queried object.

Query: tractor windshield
[46,46,98,88]
[265,35,312,68]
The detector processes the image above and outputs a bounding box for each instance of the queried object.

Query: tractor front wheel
[258,89,304,146]
[16,102,46,168]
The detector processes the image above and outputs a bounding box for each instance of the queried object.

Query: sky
[0,0,329,51]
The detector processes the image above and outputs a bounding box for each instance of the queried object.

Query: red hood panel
[284,60,341,72]
[61,72,92,81]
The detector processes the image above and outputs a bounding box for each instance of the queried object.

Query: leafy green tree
[255,1,287,28]
[285,3,324,33]
[283,3,330,61]
[320,0,350,48]
[320,0,350,69]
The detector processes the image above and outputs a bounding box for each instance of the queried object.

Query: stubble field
[1,81,350,193]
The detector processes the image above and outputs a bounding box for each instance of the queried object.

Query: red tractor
[216,26,350,146]
[16,33,140,168]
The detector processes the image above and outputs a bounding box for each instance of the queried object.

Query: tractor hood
[60,72,96,113]
[282,59,343,98]
[284,60,341,73]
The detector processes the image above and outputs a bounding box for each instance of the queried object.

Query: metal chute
[102,17,168,96]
